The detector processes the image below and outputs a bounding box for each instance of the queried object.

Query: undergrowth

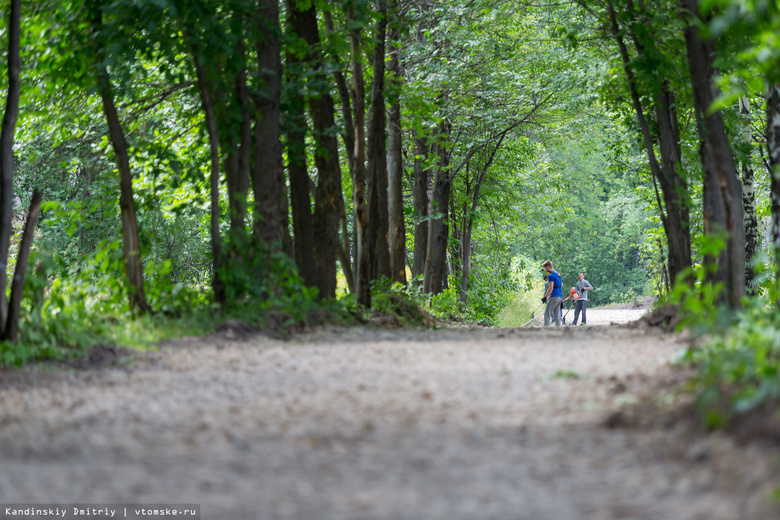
[0,239,333,367]
[666,258,780,430]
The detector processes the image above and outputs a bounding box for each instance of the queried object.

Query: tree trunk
[366,0,391,283]
[767,84,780,285]
[323,11,356,286]
[387,17,406,285]
[324,11,356,181]
[653,84,692,283]
[94,5,152,313]
[681,0,745,308]
[411,133,430,284]
[459,136,504,305]
[349,7,371,306]
[4,190,42,342]
[741,160,758,294]
[425,126,452,295]
[234,38,252,234]
[253,0,288,251]
[459,184,471,306]
[449,184,462,295]
[191,49,225,305]
[287,0,346,299]
[284,5,317,288]
[740,98,758,295]
[0,0,20,331]
[607,0,692,286]
[339,207,355,294]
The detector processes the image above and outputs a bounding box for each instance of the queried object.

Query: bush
[668,255,780,428]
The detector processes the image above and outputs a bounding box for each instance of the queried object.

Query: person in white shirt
[571,272,594,326]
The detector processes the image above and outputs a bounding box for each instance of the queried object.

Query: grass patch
[546,369,585,380]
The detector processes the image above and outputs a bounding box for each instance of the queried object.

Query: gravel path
[526,304,650,327]
[1,316,778,520]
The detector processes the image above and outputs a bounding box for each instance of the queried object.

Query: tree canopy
[0,0,779,359]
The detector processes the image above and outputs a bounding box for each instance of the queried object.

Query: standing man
[571,272,594,326]
[541,260,562,326]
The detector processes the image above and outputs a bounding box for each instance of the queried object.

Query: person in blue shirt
[541,260,562,326]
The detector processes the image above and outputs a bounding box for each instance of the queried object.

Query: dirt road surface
[1,315,778,519]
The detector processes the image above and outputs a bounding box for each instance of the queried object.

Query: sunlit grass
[104,311,219,351]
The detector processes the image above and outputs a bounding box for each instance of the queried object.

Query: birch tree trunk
[767,84,780,285]
[739,97,758,295]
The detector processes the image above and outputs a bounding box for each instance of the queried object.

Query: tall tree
[602,0,692,286]
[739,97,759,295]
[349,2,372,305]
[366,0,391,284]
[768,85,780,285]
[91,0,152,313]
[681,0,745,308]
[284,1,317,288]
[411,133,430,283]
[0,0,21,331]
[287,0,347,299]
[253,0,288,250]
[386,0,406,285]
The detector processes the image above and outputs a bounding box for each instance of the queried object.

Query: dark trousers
[572,300,587,325]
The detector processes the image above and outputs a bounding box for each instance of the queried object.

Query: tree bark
[366,0,391,283]
[191,48,225,305]
[284,4,317,288]
[741,159,758,294]
[253,0,288,251]
[607,0,692,286]
[0,0,21,331]
[323,11,356,181]
[681,0,745,308]
[339,207,355,294]
[653,84,692,283]
[387,13,406,285]
[287,0,346,299]
[424,123,452,295]
[234,38,252,234]
[767,84,780,285]
[411,133,429,284]
[94,4,152,313]
[323,11,356,286]
[4,190,42,342]
[349,6,371,306]
[739,97,758,295]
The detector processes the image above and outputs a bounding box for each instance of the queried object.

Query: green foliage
[667,234,780,427]
[218,238,320,323]
[681,296,780,427]
[370,277,434,326]
[431,274,513,326]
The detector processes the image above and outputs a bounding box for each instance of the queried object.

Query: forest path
[1,323,778,520]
